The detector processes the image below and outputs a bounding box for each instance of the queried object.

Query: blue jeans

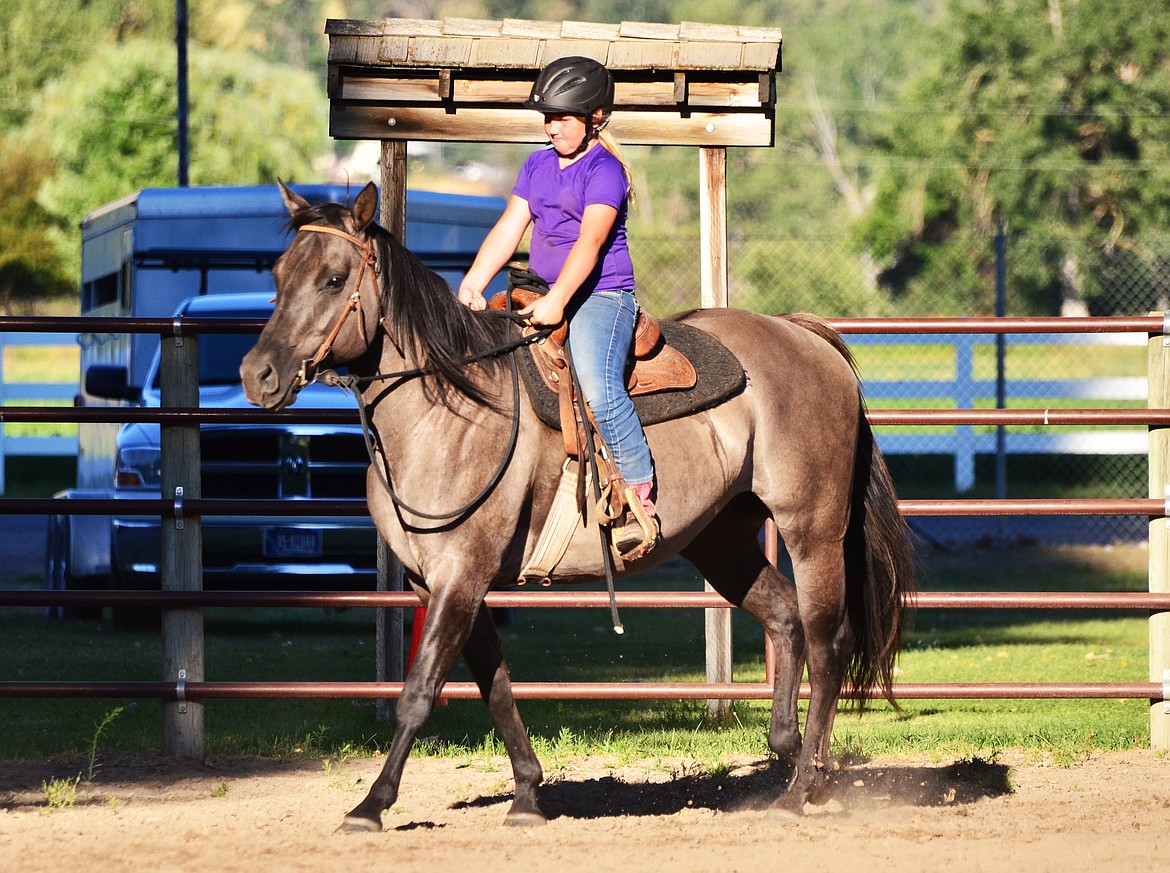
[566,290,654,486]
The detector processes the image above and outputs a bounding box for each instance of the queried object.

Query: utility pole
[176,0,190,186]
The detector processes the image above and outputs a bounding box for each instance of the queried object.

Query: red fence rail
[1,314,1167,745]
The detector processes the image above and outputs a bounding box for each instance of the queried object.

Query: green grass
[850,340,1145,383]
[0,546,1155,766]
[4,456,75,497]
[2,344,79,443]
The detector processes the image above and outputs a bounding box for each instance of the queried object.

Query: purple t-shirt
[513,145,635,294]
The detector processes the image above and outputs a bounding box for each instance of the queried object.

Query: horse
[241,181,916,832]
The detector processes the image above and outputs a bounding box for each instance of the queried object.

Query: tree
[0,139,73,312]
[860,0,1170,315]
[23,39,330,279]
[0,1,172,131]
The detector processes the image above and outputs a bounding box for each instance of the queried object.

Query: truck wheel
[44,515,104,621]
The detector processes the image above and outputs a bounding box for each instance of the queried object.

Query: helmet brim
[523,98,588,116]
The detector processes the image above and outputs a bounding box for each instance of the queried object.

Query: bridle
[287,224,382,392]
[278,219,546,523]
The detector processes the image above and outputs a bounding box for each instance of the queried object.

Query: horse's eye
[325,274,347,291]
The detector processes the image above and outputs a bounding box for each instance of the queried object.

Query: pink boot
[614,480,659,561]
[633,480,656,517]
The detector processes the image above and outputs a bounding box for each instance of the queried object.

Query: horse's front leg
[339,583,478,833]
[461,602,545,825]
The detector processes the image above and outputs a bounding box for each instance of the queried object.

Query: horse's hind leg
[681,496,806,763]
[460,603,545,825]
[774,535,853,815]
[340,584,480,833]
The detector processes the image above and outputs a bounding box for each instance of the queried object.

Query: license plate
[263,528,323,559]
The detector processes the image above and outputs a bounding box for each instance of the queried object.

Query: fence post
[160,325,205,758]
[953,334,977,492]
[376,139,408,723]
[700,146,732,718]
[1147,313,1170,748]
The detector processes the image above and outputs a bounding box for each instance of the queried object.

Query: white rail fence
[0,332,78,493]
[851,332,1147,492]
[0,331,1147,494]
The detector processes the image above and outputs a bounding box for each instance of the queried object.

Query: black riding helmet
[525,57,615,156]
[524,56,615,117]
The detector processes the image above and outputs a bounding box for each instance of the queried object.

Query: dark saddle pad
[514,316,747,429]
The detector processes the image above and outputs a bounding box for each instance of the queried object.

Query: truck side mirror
[85,364,142,402]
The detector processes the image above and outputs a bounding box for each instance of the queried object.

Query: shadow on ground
[452,756,1013,819]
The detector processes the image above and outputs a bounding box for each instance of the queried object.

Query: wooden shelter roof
[326,18,782,71]
[325,18,783,147]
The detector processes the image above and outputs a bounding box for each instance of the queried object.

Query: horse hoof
[504,810,547,828]
[807,780,834,807]
[764,803,805,823]
[765,791,807,823]
[335,815,383,835]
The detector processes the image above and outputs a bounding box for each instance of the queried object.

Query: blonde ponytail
[598,126,636,208]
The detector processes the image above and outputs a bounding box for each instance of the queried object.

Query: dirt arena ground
[2,749,1167,872]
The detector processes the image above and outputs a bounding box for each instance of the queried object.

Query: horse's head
[241,180,384,411]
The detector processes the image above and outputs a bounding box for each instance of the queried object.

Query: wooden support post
[380,140,408,239]
[699,147,729,308]
[160,328,204,758]
[375,140,408,724]
[700,146,732,718]
[1148,314,1170,748]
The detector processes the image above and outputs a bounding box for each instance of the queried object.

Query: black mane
[286,204,503,407]
[372,224,503,407]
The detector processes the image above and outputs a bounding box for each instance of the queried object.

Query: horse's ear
[278,179,311,216]
[353,182,378,232]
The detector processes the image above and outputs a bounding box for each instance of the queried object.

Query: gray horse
[241,181,916,831]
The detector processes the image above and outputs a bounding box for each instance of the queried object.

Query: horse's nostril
[259,362,281,397]
[242,358,280,406]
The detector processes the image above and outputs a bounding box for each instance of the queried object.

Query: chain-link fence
[632,233,1166,546]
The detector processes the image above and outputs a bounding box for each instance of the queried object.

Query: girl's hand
[458,285,486,311]
[518,294,566,326]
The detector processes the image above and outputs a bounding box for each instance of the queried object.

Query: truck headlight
[115,447,162,488]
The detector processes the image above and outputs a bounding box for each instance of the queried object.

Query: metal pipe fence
[1,314,1167,745]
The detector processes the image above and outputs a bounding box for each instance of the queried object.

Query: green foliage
[36,705,124,813]
[732,238,892,316]
[862,0,1170,314]
[86,706,124,782]
[40,774,81,811]
[24,39,329,278]
[0,139,73,311]
[0,0,176,131]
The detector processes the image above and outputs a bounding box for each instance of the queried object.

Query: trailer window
[83,273,119,311]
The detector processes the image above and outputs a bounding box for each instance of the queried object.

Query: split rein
[289,223,551,522]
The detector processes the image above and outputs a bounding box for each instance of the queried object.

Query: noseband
[288,224,383,391]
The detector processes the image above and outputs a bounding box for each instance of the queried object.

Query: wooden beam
[335,74,765,109]
[699,147,728,308]
[375,140,408,725]
[160,333,204,759]
[331,105,774,147]
[699,145,731,718]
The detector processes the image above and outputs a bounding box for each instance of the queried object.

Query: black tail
[843,416,918,708]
